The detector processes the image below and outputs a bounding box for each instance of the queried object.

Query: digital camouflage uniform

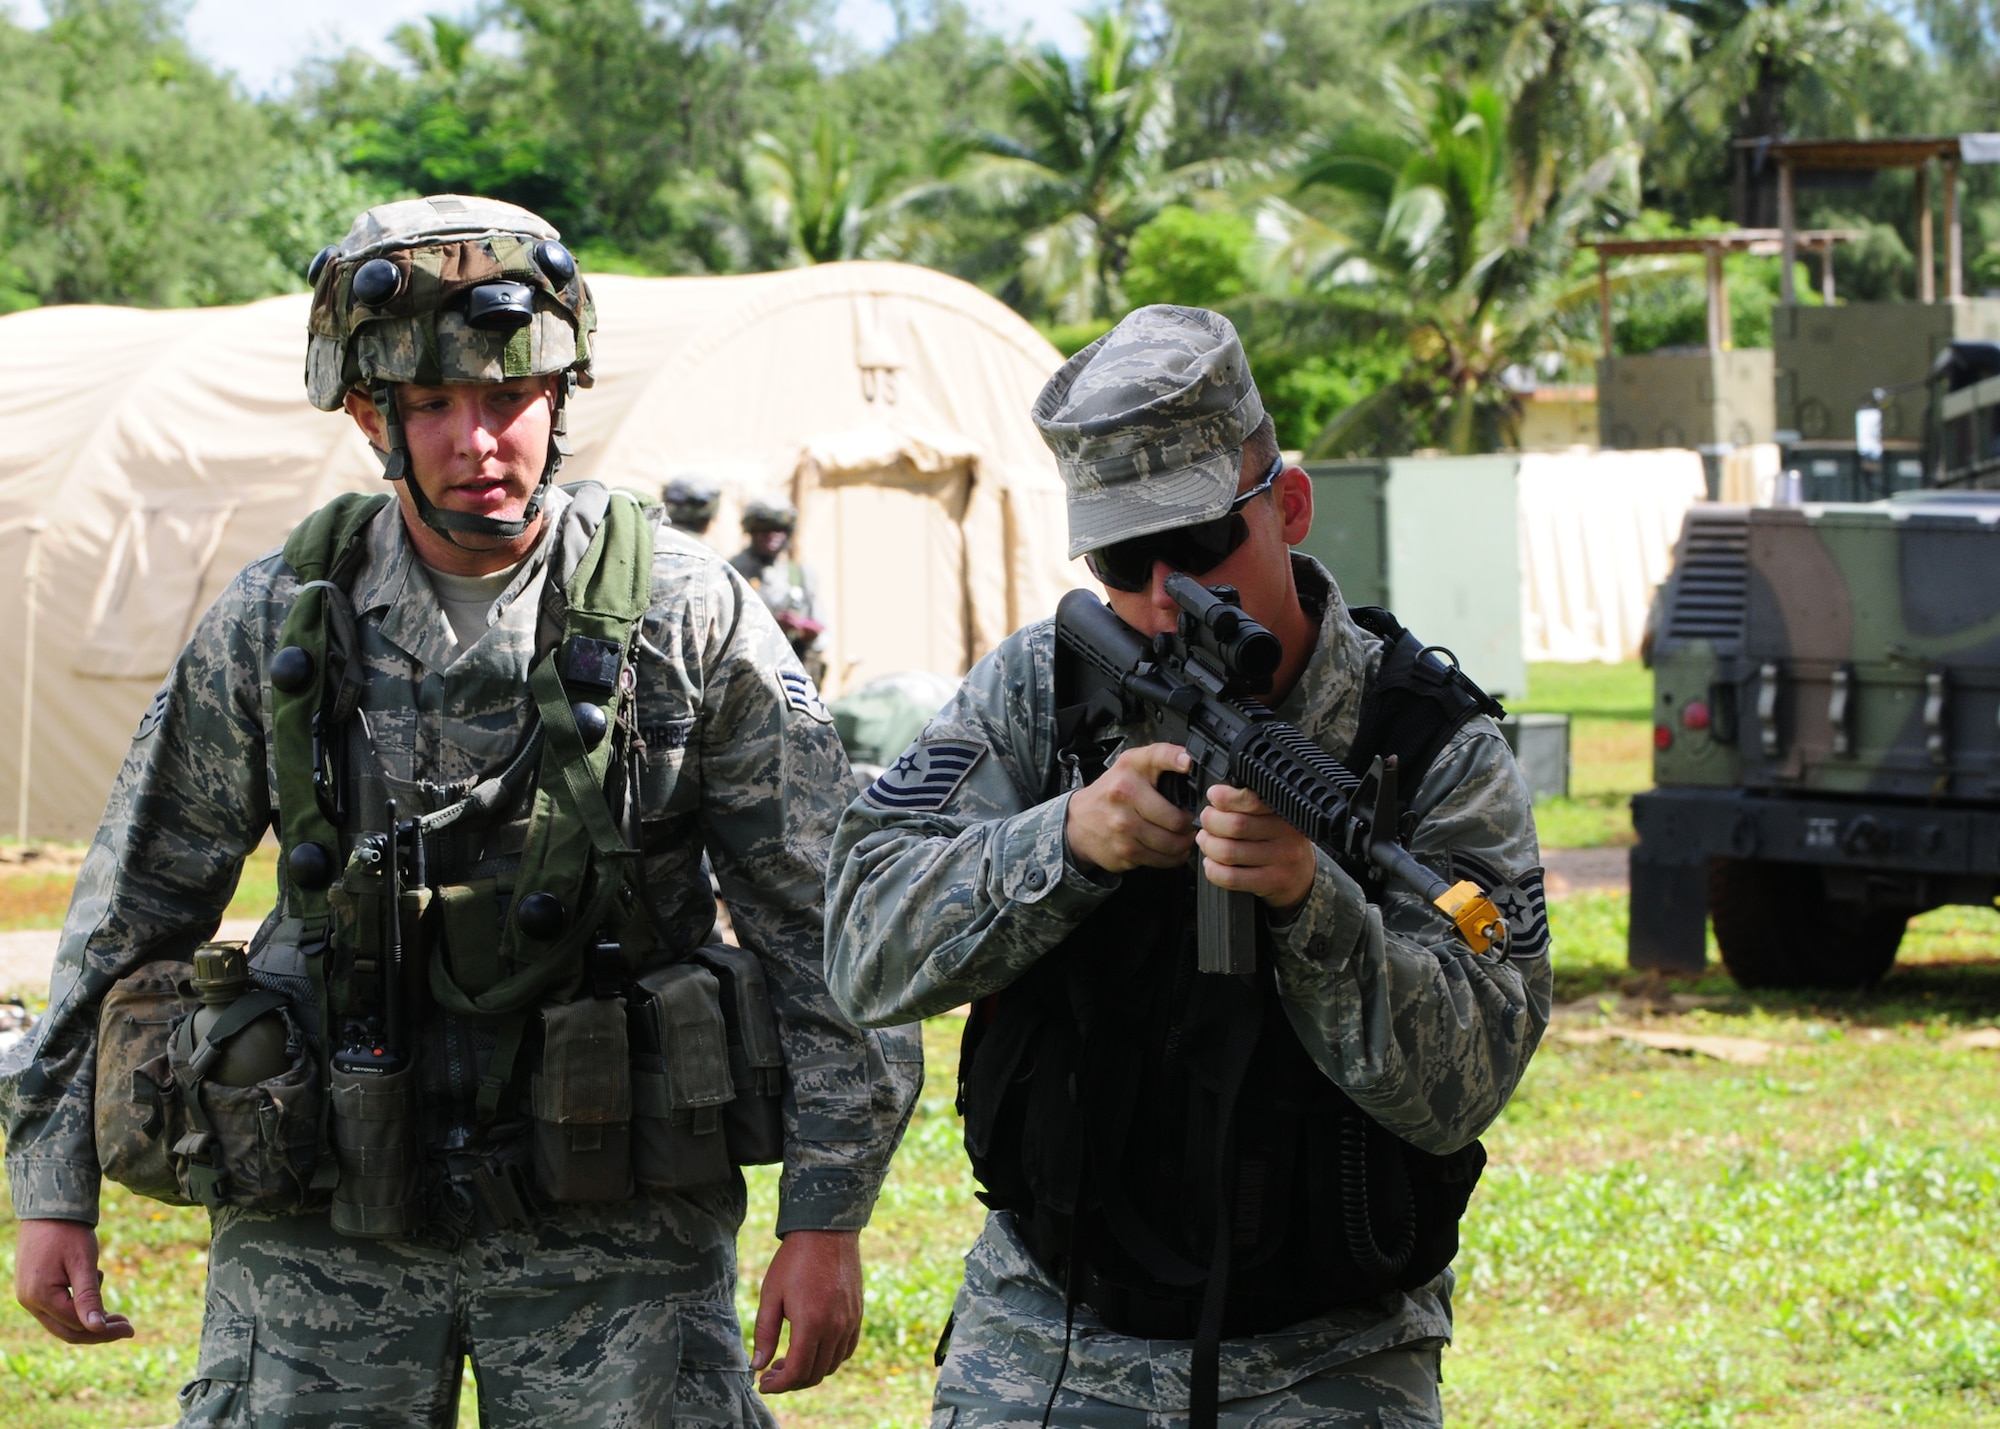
[1,196,916,1428]
[824,306,1551,1428]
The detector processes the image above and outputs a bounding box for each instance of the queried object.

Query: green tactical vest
[269,483,657,1124]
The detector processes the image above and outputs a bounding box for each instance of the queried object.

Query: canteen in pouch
[163,943,324,1212]
[629,963,735,1189]
[94,960,199,1205]
[532,996,634,1201]
[691,943,786,1164]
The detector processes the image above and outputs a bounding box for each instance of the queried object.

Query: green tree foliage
[0,1,289,306]
[4,0,1991,458]
[1122,206,1253,308]
[1292,69,1623,453]
[942,8,1186,320]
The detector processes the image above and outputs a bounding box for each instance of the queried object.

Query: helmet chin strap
[370,376,574,549]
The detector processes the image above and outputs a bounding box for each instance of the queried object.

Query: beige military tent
[0,261,1085,840]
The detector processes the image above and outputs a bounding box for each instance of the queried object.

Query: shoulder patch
[134,687,170,742]
[778,669,833,724]
[864,738,986,811]
[1449,849,1549,960]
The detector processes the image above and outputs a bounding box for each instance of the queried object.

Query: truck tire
[1708,858,1906,990]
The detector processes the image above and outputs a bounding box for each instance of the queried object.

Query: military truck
[1631,492,2000,987]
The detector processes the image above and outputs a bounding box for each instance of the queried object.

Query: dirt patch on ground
[0,843,88,876]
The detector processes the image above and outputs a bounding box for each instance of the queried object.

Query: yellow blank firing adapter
[1434,881,1506,954]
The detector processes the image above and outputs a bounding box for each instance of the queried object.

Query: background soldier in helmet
[730,498,829,686]
[826,306,1550,1429]
[662,472,721,539]
[4,194,916,1427]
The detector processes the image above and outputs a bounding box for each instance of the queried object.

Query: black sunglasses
[1084,454,1284,593]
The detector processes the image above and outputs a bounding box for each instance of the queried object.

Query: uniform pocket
[639,717,699,817]
[175,1308,254,1427]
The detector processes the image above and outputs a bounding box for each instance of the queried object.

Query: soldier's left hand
[752,1228,863,1393]
[1198,783,1318,913]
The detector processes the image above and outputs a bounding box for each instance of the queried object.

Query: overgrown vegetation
[5,0,1998,453]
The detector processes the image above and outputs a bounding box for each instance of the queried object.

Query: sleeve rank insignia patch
[778,669,833,724]
[1449,848,1549,960]
[864,738,986,811]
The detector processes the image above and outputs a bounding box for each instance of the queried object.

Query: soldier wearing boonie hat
[5,194,913,1427]
[825,305,1552,1428]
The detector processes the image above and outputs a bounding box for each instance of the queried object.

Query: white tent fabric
[1515,449,1708,662]
[0,262,1084,840]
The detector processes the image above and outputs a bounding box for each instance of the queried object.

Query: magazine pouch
[690,943,786,1165]
[532,996,634,1202]
[629,964,734,1189]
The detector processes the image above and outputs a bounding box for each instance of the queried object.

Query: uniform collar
[1271,553,1384,764]
[352,485,571,672]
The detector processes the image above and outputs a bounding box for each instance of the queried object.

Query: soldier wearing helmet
[5,196,914,1426]
[662,474,723,538]
[730,499,830,685]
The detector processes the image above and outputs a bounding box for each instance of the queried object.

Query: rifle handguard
[1434,881,1506,955]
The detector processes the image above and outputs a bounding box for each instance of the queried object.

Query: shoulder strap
[273,494,395,939]
[1346,605,1505,791]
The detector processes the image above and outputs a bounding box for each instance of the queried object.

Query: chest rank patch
[1450,848,1549,960]
[864,738,986,811]
[778,669,833,724]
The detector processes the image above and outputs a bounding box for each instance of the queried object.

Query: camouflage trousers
[932,1343,1444,1429]
[175,1185,774,1429]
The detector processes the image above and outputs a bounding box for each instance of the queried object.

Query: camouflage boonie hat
[1032,305,1265,559]
[304,194,596,411]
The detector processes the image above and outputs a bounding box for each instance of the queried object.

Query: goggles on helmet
[1083,453,1283,593]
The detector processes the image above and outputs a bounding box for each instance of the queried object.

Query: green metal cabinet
[1297,456,1527,701]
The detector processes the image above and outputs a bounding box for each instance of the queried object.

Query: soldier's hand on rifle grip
[1196,783,1319,914]
[1063,743,1198,874]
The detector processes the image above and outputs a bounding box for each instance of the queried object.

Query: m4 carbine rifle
[1054,573,1506,975]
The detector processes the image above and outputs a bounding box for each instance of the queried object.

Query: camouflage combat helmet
[663,473,721,531]
[305,193,597,545]
[742,497,798,532]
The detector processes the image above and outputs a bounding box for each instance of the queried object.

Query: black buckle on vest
[560,635,622,695]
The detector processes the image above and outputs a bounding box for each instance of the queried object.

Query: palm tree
[1661,0,1910,223]
[1288,68,1634,454]
[943,8,1183,320]
[745,115,908,265]
[1394,0,1685,238]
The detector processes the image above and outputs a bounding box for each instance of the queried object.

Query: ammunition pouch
[164,989,323,1213]
[691,943,786,1165]
[94,961,198,1206]
[628,964,734,1191]
[532,996,635,1201]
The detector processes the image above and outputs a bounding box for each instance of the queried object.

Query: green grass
[1518,661,1652,850]
[5,897,1999,1427]
[1518,661,1654,722]
[0,844,279,934]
